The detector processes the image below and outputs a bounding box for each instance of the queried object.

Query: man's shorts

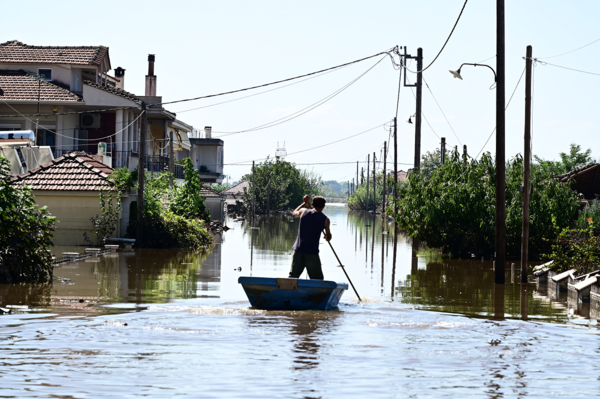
[288,250,324,280]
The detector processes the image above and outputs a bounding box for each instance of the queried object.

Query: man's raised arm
[292,195,311,218]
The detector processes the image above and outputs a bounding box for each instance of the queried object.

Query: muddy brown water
[0,204,598,398]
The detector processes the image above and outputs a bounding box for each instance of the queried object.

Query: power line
[151,47,398,107]
[538,37,600,59]
[400,0,469,74]
[173,63,351,114]
[422,76,462,145]
[213,56,386,137]
[530,58,600,77]
[226,123,386,165]
[474,66,526,159]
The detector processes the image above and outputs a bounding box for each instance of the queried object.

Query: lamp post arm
[460,63,497,82]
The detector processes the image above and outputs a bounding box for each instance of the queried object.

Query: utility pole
[366,154,370,212]
[169,130,174,187]
[372,152,376,212]
[414,48,423,170]
[267,179,270,219]
[382,141,387,222]
[393,117,398,223]
[252,161,256,224]
[496,0,507,284]
[356,162,359,190]
[347,181,350,200]
[361,167,364,185]
[441,137,446,166]
[137,102,147,247]
[463,144,468,162]
[521,45,533,284]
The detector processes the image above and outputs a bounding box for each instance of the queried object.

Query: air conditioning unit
[80,113,101,129]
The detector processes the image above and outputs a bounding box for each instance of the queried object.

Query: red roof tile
[0,40,107,66]
[0,70,83,102]
[11,151,114,191]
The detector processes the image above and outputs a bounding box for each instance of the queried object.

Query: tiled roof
[84,80,139,102]
[12,151,114,191]
[201,183,224,197]
[558,163,600,200]
[0,70,82,102]
[221,180,249,195]
[0,40,107,66]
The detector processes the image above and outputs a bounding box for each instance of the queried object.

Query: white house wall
[82,85,138,107]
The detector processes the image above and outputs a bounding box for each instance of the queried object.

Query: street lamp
[449,63,497,83]
[449,57,505,285]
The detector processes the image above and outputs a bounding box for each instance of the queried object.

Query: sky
[6,0,600,184]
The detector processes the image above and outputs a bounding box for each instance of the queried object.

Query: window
[38,68,52,81]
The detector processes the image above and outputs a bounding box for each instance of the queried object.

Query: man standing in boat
[288,195,332,280]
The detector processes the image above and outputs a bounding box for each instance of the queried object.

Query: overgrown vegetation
[84,189,122,246]
[319,180,348,198]
[543,217,600,275]
[239,156,321,215]
[113,158,213,250]
[211,183,231,192]
[391,151,579,259]
[534,142,593,177]
[347,172,394,211]
[0,156,56,283]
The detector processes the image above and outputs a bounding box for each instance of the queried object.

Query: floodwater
[0,204,598,398]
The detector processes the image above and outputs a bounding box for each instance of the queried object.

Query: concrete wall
[33,191,121,246]
[0,63,72,89]
[205,197,224,221]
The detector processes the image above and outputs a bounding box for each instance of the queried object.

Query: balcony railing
[53,149,184,179]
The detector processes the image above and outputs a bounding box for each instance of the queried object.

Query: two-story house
[0,40,142,169]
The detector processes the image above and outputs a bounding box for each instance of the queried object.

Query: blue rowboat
[238,276,348,310]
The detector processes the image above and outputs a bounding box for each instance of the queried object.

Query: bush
[0,156,57,283]
[576,200,600,235]
[392,151,579,259]
[542,218,600,275]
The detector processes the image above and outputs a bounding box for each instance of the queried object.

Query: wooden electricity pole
[414,48,423,170]
[393,117,398,224]
[382,141,387,222]
[137,102,147,247]
[495,0,507,284]
[441,137,446,166]
[252,160,256,224]
[521,45,533,284]
[372,152,376,212]
[366,154,370,212]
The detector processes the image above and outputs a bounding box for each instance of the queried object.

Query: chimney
[115,67,125,90]
[204,126,212,138]
[145,54,157,96]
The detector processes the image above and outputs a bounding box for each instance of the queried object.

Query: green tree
[0,156,57,283]
[84,189,122,246]
[211,183,230,192]
[240,157,320,214]
[392,151,579,259]
[533,142,593,177]
[420,148,443,179]
[171,158,210,221]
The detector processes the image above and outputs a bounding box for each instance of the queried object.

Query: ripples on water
[0,205,598,398]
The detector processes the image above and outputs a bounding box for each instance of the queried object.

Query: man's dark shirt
[292,209,327,256]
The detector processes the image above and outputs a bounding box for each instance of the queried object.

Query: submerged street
[0,204,598,398]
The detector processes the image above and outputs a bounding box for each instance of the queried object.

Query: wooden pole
[521,45,533,284]
[252,160,256,224]
[414,48,423,170]
[495,0,506,284]
[151,138,155,179]
[356,161,359,191]
[393,117,398,224]
[382,141,387,223]
[136,103,147,247]
[366,154,370,212]
[441,137,446,166]
[325,232,361,302]
[372,152,376,212]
